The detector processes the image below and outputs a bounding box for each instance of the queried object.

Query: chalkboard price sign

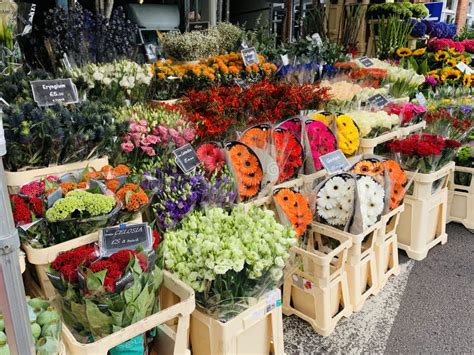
[319,150,351,173]
[174,143,200,173]
[99,223,152,257]
[359,56,374,67]
[241,47,259,67]
[367,94,390,108]
[30,79,79,107]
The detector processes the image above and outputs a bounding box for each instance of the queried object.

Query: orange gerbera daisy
[353,160,373,175]
[228,143,262,201]
[273,188,312,238]
[240,126,271,150]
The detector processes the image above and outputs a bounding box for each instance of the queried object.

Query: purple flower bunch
[422,20,457,39]
[411,20,427,38]
[201,173,236,210]
[141,166,207,231]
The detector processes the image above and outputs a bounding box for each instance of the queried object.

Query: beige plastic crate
[62,270,195,355]
[299,170,327,193]
[22,214,142,299]
[5,157,109,194]
[190,289,284,355]
[404,162,454,200]
[19,251,26,274]
[397,121,426,137]
[374,205,404,293]
[448,165,474,230]
[397,188,448,261]
[357,129,400,155]
[312,222,379,312]
[282,224,352,336]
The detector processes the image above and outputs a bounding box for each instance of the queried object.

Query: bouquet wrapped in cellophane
[164,205,296,322]
[47,244,162,343]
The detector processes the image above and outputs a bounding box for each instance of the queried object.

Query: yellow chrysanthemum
[412,48,426,56]
[434,51,449,61]
[441,68,461,81]
[396,47,412,57]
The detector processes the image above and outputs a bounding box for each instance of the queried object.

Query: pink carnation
[182,128,195,142]
[141,146,156,157]
[121,142,134,153]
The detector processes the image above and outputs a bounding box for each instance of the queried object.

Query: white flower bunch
[348,110,400,137]
[367,58,425,87]
[317,176,355,226]
[71,60,153,90]
[356,176,385,229]
[164,206,296,293]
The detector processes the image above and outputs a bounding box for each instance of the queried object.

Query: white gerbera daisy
[340,197,353,212]
[317,187,339,209]
[325,177,346,198]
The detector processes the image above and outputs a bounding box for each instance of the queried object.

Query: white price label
[456,61,474,74]
[281,54,289,66]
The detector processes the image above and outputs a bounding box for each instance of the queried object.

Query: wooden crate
[311,222,379,312]
[5,157,109,194]
[282,224,352,336]
[63,271,195,355]
[397,188,448,261]
[22,214,142,299]
[404,162,454,200]
[448,165,474,231]
[374,205,404,293]
[190,289,284,355]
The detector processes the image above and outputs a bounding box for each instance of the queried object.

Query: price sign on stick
[320,150,351,173]
[99,223,152,257]
[241,47,259,67]
[367,94,390,108]
[174,143,200,173]
[359,56,374,67]
[30,79,79,107]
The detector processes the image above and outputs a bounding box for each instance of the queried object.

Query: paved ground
[283,223,474,354]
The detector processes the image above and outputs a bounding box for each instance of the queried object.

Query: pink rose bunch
[428,39,465,53]
[384,102,427,126]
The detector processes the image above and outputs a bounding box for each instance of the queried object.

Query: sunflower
[412,48,426,56]
[441,68,461,81]
[396,47,412,57]
[463,74,472,88]
[445,58,458,67]
[434,51,449,61]
[459,55,471,64]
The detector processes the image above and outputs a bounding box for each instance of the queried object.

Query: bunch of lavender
[44,4,138,66]
[141,165,208,232]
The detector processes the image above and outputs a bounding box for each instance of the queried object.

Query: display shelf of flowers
[448,144,474,231]
[311,156,408,312]
[0,297,65,355]
[13,164,147,299]
[387,133,461,260]
[44,243,194,355]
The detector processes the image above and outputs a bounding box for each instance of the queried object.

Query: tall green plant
[372,17,414,60]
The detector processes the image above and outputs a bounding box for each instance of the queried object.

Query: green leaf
[420,59,429,75]
[86,269,105,291]
[124,275,142,304]
[131,257,143,276]
[109,309,124,327]
[85,300,113,339]
[125,190,133,205]
[70,301,89,330]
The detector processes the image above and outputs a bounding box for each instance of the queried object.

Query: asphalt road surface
[283,223,473,354]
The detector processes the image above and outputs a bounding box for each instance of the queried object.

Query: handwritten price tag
[320,150,351,173]
[99,223,152,257]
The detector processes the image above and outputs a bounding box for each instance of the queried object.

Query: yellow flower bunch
[395,47,426,58]
[310,111,334,126]
[335,114,359,155]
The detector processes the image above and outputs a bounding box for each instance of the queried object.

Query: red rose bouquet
[48,245,163,342]
[387,134,461,173]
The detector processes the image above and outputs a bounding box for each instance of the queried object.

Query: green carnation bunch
[46,191,115,222]
[164,205,295,316]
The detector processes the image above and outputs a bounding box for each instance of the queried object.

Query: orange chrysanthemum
[113,164,130,177]
[116,183,149,211]
[84,171,102,182]
[60,182,77,195]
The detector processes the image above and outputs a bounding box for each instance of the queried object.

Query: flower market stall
[0,1,473,354]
